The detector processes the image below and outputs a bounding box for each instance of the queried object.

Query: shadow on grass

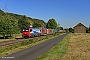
[0,36,12,39]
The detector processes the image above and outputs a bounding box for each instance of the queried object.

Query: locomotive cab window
[30,29,32,32]
[23,28,29,32]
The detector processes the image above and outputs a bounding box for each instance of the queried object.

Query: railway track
[0,36,44,48]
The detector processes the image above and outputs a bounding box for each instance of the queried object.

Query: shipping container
[59,30,63,33]
[52,29,56,34]
[55,30,59,33]
[30,28,41,37]
[47,29,52,34]
[40,28,47,35]
[59,30,66,33]
[63,30,66,33]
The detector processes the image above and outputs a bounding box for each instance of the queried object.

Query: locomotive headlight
[23,29,24,31]
[26,30,28,31]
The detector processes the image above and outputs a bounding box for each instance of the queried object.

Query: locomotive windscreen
[23,28,29,32]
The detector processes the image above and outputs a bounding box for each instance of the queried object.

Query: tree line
[0,10,46,38]
[0,10,63,38]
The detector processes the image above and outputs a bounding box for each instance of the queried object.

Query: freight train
[22,27,65,38]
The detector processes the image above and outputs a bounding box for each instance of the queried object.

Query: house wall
[74,25,86,33]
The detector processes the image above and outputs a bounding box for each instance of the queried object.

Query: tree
[69,27,73,32]
[33,21,41,28]
[0,15,19,38]
[56,23,63,30]
[64,28,69,33]
[86,27,89,33]
[46,18,57,29]
[33,19,46,28]
[56,27,63,30]
[89,25,90,33]
[18,15,30,30]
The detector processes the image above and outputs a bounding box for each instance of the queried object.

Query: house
[74,23,86,33]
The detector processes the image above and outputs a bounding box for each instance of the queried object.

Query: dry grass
[0,38,15,42]
[61,33,90,60]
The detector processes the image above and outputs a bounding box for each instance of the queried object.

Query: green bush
[0,48,6,53]
[21,39,34,46]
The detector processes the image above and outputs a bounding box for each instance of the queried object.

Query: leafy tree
[89,25,90,33]
[18,15,30,30]
[60,27,63,30]
[69,27,73,32]
[33,22,41,28]
[86,27,89,33]
[0,15,19,38]
[0,9,5,16]
[46,18,57,29]
[56,27,63,30]
[33,19,46,28]
[64,28,69,33]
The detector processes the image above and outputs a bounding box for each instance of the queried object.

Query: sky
[0,0,90,28]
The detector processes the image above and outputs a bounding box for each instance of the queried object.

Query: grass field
[37,33,90,60]
[61,33,90,60]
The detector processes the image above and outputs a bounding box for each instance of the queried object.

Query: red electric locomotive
[22,27,32,38]
[22,27,41,38]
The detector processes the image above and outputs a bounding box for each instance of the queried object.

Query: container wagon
[47,29,53,34]
[30,28,41,37]
[40,28,47,35]
[40,28,56,35]
[59,30,66,33]
[52,29,56,34]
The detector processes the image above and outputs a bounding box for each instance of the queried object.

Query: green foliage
[18,15,30,30]
[0,9,5,16]
[0,47,6,53]
[33,21,41,28]
[0,10,46,38]
[56,23,63,30]
[46,18,57,29]
[86,27,89,33]
[89,25,90,33]
[21,40,34,45]
[0,14,20,37]
[33,19,46,28]
[86,26,90,33]
[64,28,69,33]
[56,27,63,30]
[69,27,73,32]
